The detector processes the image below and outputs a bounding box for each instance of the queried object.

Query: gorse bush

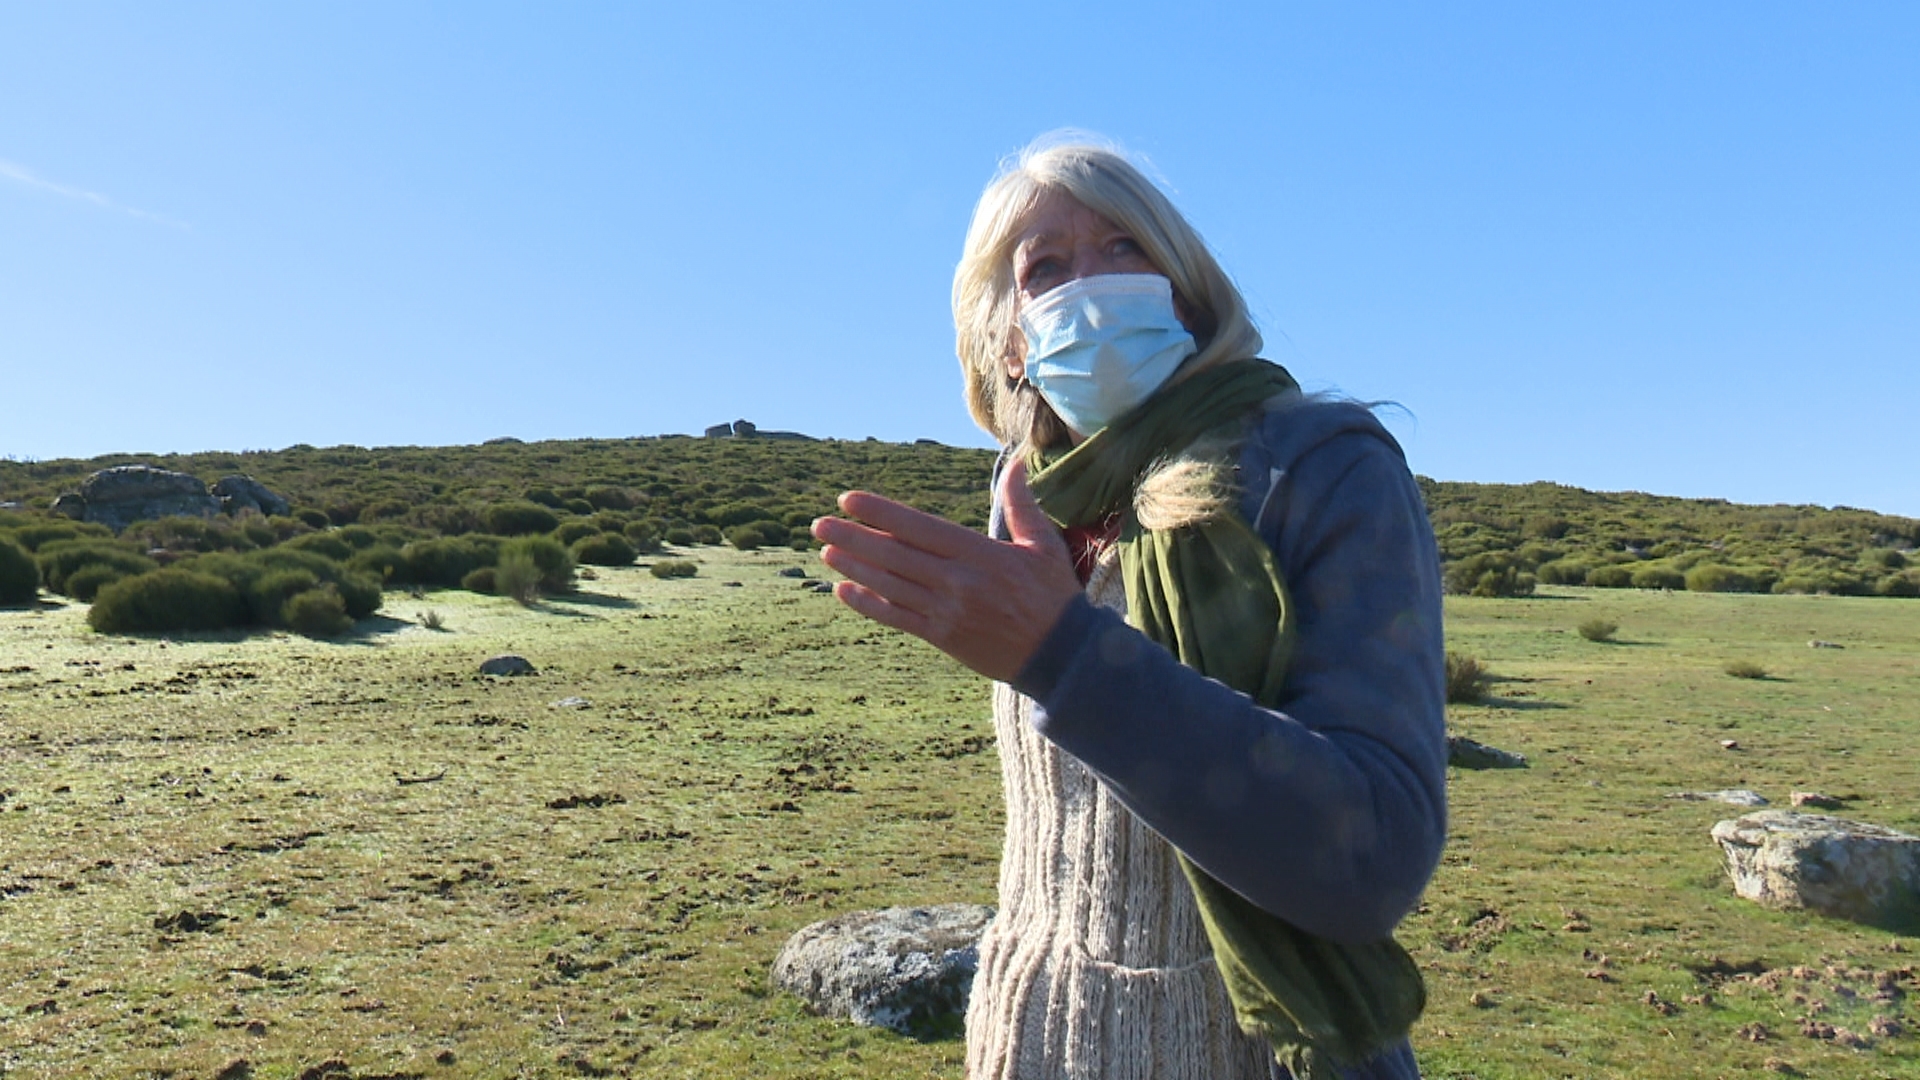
[36,541,157,597]
[499,535,573,595]
[1576,618,1618,643]
[460,567,497,594]
[280,531,356,562]
[571,533,636,567]
[87,570,246,634]
[64,563,138,602]
[401,535,500,589]
[726,522,790,551]
[485,502,560,537]
[0,537,39,606]
[1585,565,1633,589]
[283,585,353,637]
[553,520,601,546]
[1445,552,1535,598]
[1724,660,1768,680]
[495,551,542,605]
[3,521,112,552]
[1444,651,1492,704]
[649,560,698,579]
[1629,565,1686,591]
[1685,564,1763,594]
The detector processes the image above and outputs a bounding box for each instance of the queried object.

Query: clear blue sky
[3,3,1915,517]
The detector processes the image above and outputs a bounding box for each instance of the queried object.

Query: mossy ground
[2,559,1916,1078]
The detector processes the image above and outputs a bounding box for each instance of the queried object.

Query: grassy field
[1,550,1916,1079]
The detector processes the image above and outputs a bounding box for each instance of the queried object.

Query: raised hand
[811,458,1082,683]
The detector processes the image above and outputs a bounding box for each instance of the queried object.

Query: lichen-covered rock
[1670,789,1769,807]
[1446,734,1526,770]
[1711,811,1920,933]
[211,475,291,518]
[772,904,993,1038]
[75,466,221,529]
[479,655,536,677]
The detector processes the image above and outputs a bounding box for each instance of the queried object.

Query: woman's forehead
[1013,190,1123,250]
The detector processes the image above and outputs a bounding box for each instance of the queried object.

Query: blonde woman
[814,134,1446,1080]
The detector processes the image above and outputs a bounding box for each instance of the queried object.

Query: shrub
[294,508,331,530]
[495,551,542,605]
[334,525,386,550]
[524,487,564,508]
[402,535,500,588]
[1629,565,1686,591]
[1685,564,1758,593]
[65,563,137,602]
[283,586,353,637]
[359,498,412,523]
[248,569,322,627]
[1584,565,1633,588]
[420,609,447,631]
[649,560,698,579]
[180,549,383,622]
[692,524,723,546]
[348,544,409,586]
[663,527,696,547]
[461,567,497,594]
[0,537,39,605]
[585,485,638,511]
[1875,570,1920,597]
[1534,558,1593,586]
[1773,569,1869,596]
[1724,660,1768,680]
[36,541,157,596]
[1862,547,1908,571]
[485,502,560,536]
[572,532,637,567]
[6,522,112,551]
[1576,618,1617,643]
[1444,651,1492,704]
[281,532,356,562]
[623,520,663,553]
[1444,552,1535,598]
[726,522,790,551]
[88,570,246,634]
[500,535,573,593]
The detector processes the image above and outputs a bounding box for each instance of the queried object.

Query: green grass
[2,569,1916,1078]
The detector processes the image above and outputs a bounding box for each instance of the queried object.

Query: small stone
[549,697,590,709]
[776,567,808,578]
[1669,789,1768,807]
[1720,739,1741,750]
[1790,791,1843,809]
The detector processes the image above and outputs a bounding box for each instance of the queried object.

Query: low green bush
[460,567,497,594]
[663,527,695,547]
[726,522,790,551]
[623,520,663,553]
[692,524,723,546]
[64,564,137,602]
[1444,651,1492,704]
[572,533,637,567]
[247,569,322,627]
[294,508,331,530]
[283,586,353,637]
[1629,565,1686,591]
[495,551,542,605]
[1576,618,1617,643]
[1685,564,1758,593]
[87,570,246,634]
[1533,558,1592,586]
[348,544,409,586]
[0,536,39,605]
[1874,570,1920,597]
[1724,660,1768,680]
[5,521,113,552]
[553,521,600,546]
[500,535,573,593]
[1445,552,1536,598]
[649,560,698,579]
[486,502,560,536]
[402,535,500,588]
[1584,565,1633,588]
[36,541,157,596]
[281,531,356,562]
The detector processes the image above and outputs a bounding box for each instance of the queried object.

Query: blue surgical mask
[1018,273,1197,435]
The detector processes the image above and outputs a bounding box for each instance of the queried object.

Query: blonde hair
[952,132,1263,451]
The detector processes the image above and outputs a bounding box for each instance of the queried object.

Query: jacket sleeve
[1009,415,1448,944]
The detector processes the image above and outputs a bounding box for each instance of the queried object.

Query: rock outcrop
[1446,734,1527,770]
[49,466,291,531]
[1711,810,1920,933]
[772,903,993,1038]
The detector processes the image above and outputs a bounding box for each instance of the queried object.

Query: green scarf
[1027,359,1426,1079]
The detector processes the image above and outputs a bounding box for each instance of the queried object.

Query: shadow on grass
[544,590,638,611]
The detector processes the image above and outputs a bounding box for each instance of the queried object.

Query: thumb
[1001,457,1067,554]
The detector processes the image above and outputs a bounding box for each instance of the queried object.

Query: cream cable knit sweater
[964,555,1286,1080]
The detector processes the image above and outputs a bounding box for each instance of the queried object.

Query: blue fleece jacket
[998,397,1447,1077]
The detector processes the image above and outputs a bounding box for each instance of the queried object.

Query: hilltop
[2,431,1916,600]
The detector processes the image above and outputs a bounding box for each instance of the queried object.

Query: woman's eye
[1021,259,1061,291]
[1112,238,1143,258]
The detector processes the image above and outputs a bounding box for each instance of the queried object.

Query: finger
[1000,458,1071,556]
[813,516,957,591]
[836,490,987,560]
[817,543,942,616]
[831,579,933,640]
